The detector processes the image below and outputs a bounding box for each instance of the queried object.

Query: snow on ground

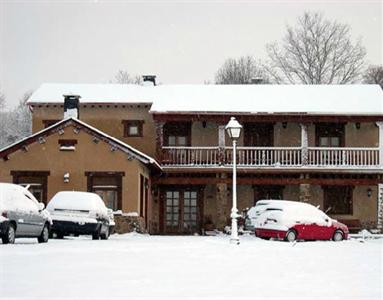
[0,234,382,300]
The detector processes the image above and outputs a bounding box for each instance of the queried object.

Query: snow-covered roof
[28,83,383,115]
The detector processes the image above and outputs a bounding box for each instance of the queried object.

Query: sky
[0,0,382,108]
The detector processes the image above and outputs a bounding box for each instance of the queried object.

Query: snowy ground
[0,234,382,300]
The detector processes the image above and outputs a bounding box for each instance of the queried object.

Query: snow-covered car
[0,183,51,244]
[253,200,349,242]
[47,191,114,240]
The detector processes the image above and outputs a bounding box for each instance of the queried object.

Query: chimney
[142,75,156,86]
[251,78,263,84]
[63,94,80,119]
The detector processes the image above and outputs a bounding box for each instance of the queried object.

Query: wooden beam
[152,177,382,186]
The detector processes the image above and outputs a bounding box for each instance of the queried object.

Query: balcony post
[300,123,309,166]
[377,122,383,166]
[155,121,164,160]
[218,124,226,165]
[378,184,383,233]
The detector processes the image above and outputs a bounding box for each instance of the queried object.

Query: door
[244,123,274,147]
[163,190,201,234]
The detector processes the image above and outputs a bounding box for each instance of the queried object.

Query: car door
[10,188,31,236]
[23,192,45,236]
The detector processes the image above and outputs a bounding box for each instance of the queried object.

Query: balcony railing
[161,146,380,168]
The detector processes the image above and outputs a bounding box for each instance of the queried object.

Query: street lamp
[225,117,242,245]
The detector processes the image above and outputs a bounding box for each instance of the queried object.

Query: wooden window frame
[122,120,144,137]
[11,170,50,204]
[323,185,353,215]
[163,122,191,146]
[58,139,77,147]
[85,172,125,210]
[315,123,345,147]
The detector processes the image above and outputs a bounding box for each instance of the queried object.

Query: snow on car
[47,191,114,240]
[250,200,349,242]
[0,183,51,244]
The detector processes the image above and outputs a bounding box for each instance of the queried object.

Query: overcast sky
[0,0,382,108]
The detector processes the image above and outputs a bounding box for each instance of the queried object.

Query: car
[0,183,51,244]
[251,200,349,242]
[47,191,114,240]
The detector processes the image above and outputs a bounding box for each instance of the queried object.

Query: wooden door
[244,123,274,146]
[162,189,201,234]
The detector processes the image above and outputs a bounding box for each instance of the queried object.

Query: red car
[253,200,349,242]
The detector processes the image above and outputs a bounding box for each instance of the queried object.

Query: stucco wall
[0,124,150,213]
[32,105,157,158]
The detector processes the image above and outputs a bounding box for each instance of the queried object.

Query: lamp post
[225,117,242,245]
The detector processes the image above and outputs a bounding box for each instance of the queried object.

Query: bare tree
[363,65,383,89]
[111,70,142,84]
[266,12,366,84]
[0,91,33,148]
[0,89,5,111]
[215,56,269,84]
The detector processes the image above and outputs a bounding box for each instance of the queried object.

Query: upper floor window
[164,122,191,146]
[122,120,144,137]
[315,123,345,147]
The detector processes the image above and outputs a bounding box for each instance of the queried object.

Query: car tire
[92,227,101,240]
[56,233,64,239]
[38,225,49,243]
[332,230,344,242]
[100,226,109,240]
[285,229,297,242]
[2,223,16,244]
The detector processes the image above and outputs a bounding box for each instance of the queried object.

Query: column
[216,173,228,230]
[377,122,383,166]
[299,174,311,203]
[300,123,309,166]
[378,184,383,233]
[155,120,164,160]
[218,124,226,165]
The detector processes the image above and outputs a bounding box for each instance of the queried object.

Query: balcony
[160,146,381,169]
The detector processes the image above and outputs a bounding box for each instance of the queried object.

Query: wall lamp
[367,188,372,198]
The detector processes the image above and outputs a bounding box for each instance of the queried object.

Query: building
[0,81,382,234]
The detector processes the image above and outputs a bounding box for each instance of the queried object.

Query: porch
[160,146,381,169]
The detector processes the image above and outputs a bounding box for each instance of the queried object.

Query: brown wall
[32,105,157,158]
[0,123,150,213]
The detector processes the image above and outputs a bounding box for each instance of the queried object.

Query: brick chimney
[63,94,80,119]
[142,75,156,86]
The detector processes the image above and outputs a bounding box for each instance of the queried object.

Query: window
[58,139,77,151]
[164,122,191,146]
[323,186,353,215]
[11,171,50,204]
[316,123,345,147]
[122,120,144,137]
[86,172,124,211]
[43,120,60,128]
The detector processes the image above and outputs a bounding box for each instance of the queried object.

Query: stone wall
[113,214,146,234]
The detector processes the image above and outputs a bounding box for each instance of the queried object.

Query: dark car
[47,191,114,240]
[0,183,51,244]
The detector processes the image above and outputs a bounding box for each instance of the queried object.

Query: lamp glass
[225,117,242,140]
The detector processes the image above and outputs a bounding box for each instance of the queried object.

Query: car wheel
[38,225,49,243]
[285,230,297,242]
[92,227,101,240]
[56,233,64,239]
[100,226,109,240]
[2,223,16,244]
[332,230,344,242]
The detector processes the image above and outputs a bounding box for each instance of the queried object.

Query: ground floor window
[11,171,50,204]
[323,186,353,215]
[85,172,124,211]
[253,185,284,204]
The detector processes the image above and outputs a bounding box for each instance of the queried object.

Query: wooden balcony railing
[160,146,381,168]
